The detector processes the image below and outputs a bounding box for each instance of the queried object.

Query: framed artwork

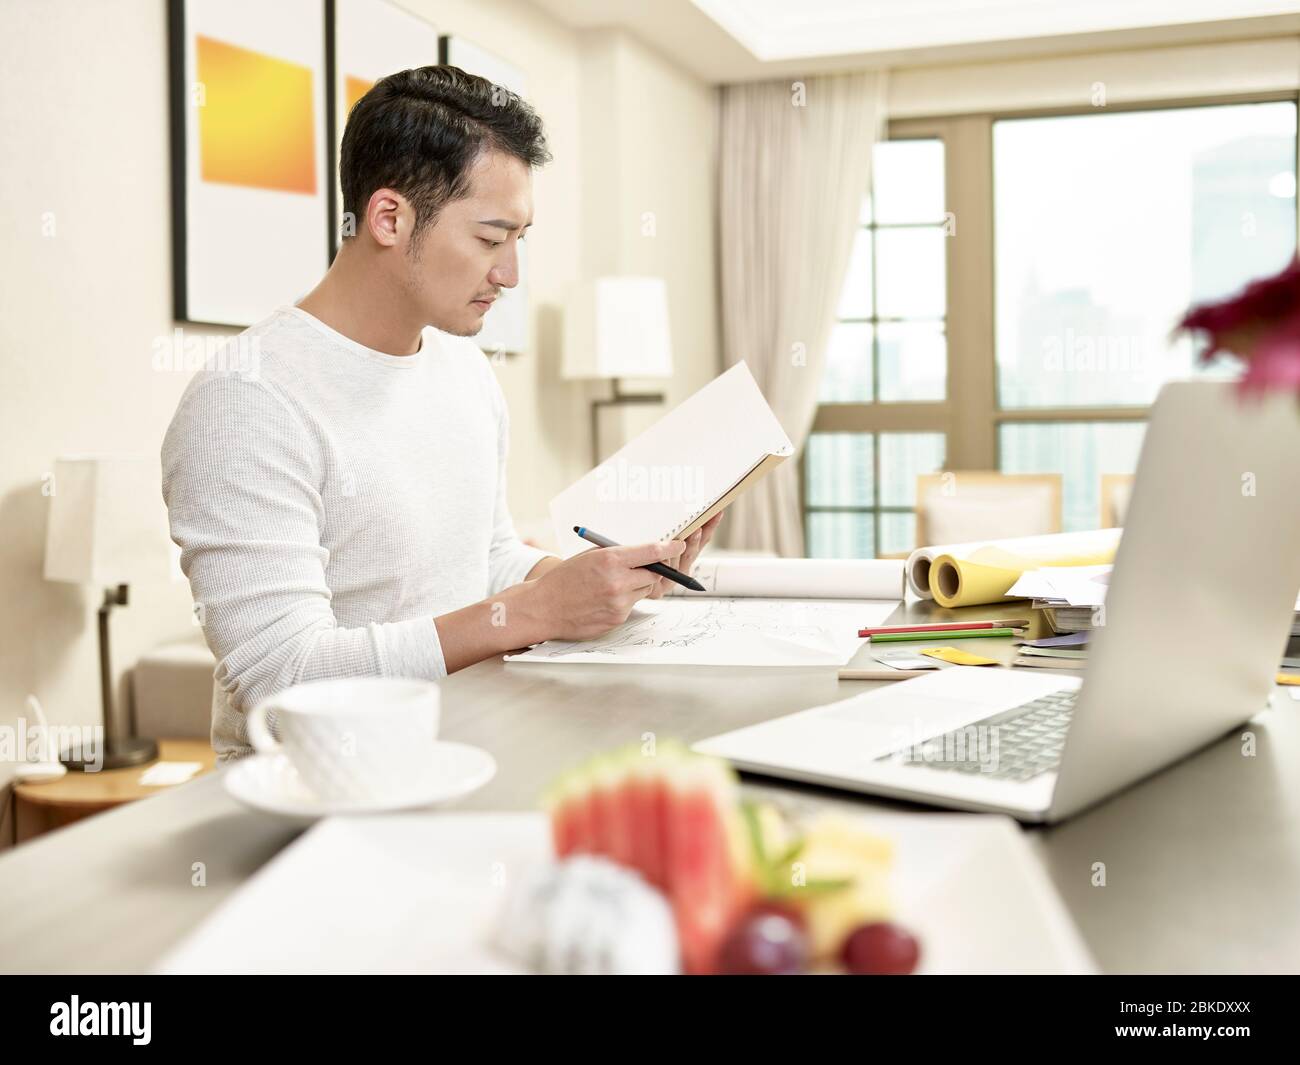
[168,0,330,326]
[440,34,531,358]
[328,0,441,255]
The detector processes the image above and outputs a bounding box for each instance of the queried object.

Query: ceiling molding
[528,0,1300,84]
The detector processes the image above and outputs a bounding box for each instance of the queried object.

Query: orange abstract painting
[345,75,375,115]
[196,35,316,195]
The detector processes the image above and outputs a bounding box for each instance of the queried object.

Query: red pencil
[857,619,1029,638]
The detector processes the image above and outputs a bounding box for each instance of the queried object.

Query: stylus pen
[574,526,706,592]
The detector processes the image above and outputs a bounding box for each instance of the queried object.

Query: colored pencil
[858,619,1028,637]
[868,628,1019,643]
[838,668,933,680]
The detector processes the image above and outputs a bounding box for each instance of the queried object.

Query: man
[162,65,719,762]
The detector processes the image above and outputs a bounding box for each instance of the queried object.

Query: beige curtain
[717,73,886,556]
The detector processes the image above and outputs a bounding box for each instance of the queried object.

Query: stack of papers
[1006,565,1111,634]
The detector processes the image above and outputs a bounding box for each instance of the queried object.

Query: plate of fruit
[511,740,913,974]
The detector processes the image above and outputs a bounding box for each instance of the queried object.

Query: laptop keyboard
[877,689,1078,782]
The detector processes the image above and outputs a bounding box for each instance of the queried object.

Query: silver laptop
[694,381,1300,823]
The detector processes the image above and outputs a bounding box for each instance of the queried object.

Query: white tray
[154,809,1095,974]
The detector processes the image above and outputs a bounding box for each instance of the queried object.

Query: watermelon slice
[544,767,591,854]
[625,757,668,891]
[597,750,638,868]
[542,742,756,975]
[660,749,757,974]
[587,753,618,856]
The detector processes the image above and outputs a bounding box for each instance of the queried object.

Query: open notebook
[549,361,794,557]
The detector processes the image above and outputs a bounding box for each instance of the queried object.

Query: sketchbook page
[503,598,897,667]
[549,361,794,558]
[668,557,905,600]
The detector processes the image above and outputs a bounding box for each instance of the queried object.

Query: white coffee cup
[245,678,440,802]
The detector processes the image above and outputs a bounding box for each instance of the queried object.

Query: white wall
[577,28,721,453]
[0,0,719,847]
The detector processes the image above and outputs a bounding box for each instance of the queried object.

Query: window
[999,422,1147,532]
[806,139,949,557]
[993,100,1297,529]
[820,139,948,405]
[805,432,946,557]
[804,96,1298,552]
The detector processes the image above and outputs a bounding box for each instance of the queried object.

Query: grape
[842,922,921,975]
[747,899,808,929]
[718,909,809,975]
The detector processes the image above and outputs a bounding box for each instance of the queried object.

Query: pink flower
[1179,256,1300,398]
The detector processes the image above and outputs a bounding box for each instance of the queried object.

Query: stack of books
[1012,631,1089,670]
[1039,605,1103,635]
[1014,638,1300,679]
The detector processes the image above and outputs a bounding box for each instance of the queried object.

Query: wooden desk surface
[14,739,217,810]
[1,598,1297,974]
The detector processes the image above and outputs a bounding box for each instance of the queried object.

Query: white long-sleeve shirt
[160,304,549,762]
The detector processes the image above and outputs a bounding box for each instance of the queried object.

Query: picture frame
[168,0,330,327]
[327,0,441,256]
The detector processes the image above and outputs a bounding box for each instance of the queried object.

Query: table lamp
[44,456,173,770]
[562,276,673,466]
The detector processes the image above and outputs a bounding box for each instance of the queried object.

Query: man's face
[403,149,533,337]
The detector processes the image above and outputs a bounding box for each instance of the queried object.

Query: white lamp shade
[44,456,173,586]
[562,276,673,379]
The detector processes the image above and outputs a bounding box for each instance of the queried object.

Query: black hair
[339,64,549,243]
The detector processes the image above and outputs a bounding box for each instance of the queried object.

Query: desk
[1,599,1297,974]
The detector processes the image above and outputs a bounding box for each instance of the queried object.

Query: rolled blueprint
[668,556,905,600]
[906,529,1123,607]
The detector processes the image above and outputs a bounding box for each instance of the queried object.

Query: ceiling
[529,0,1300,83]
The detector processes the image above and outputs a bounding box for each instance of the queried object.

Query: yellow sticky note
[1277,673,1300,687]
[920,647,999,666]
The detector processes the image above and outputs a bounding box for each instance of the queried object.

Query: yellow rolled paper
[928,541,1120,609]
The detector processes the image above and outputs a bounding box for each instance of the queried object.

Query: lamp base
[59,737,159,772]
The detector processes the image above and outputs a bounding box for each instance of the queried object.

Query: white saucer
[224,742,497,819]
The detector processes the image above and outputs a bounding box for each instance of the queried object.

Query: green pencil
[869,627,1019,643]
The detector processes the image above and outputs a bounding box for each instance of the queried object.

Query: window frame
[802,89,1300,553]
